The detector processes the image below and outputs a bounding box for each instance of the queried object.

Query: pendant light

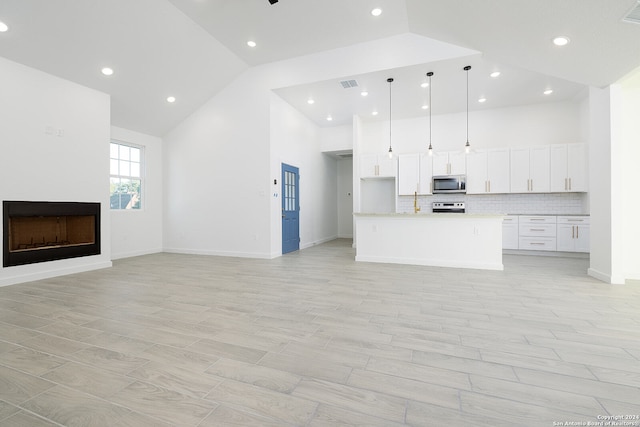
[426,71,434,156]
[463,65,471,154]
[387,77,394,159]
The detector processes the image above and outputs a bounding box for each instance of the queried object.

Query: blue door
[282,163,300,254]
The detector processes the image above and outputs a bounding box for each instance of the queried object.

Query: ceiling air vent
[623,1,640,24]
[339,79,359,89]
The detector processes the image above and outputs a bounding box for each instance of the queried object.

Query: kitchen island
[354,213,504,270]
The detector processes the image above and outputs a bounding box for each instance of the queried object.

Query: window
[110,142,143,210]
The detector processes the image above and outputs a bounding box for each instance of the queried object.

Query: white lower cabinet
[557,216,590,252]
[506,215,590,253]
[518,215,557,251]
[502,215,519,250]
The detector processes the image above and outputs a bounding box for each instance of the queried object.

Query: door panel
[282,163,300,254]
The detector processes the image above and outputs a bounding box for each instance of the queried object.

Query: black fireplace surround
[3,201,101,267]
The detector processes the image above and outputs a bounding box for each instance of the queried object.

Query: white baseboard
[588,267,626,285]
[163,247,272,259]
[300,235,338,250]
[337,234,353,239]
[111,248,163,260]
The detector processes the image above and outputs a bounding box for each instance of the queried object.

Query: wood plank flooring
[1,239,639,426]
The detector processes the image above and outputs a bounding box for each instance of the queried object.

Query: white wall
[110,126,163,259]
[269,94,338,255]
[163,33,477,259]
[587,86,620,284]
[0,57,112,286]
[620,70,640,280]
[360,100,584,155]
[320,125,353,153]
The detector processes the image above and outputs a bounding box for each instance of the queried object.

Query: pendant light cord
[387,78,393,154]
[464,65,471,152]
[429,73,432,146]
[466,67,469,143]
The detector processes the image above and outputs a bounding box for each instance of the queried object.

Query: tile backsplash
[398,192,588,215]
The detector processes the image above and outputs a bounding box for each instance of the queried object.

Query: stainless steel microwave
[432,175,466,193]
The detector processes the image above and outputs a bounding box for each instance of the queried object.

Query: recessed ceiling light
[247,40,257,48]
[552,36,570,46]
[0,21,8,32]
[361,91,368,97]
[101,67,114,76]
[490,71,501,78]
[372,111,378,116]
[307,98,315,105]
[326,116,333,121]
[421,105,429,110]
[166,96,176,103]
[371,8,382,16]
[478,97,487,103]
[543,89,554,95]
[420,82,429,88]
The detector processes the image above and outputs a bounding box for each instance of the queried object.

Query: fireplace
[3,201,101,267]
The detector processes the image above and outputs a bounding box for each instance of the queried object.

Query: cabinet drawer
[519,237,557,251]
[519,215,556,225]
[557,216,590,225]
[519,223,556,237]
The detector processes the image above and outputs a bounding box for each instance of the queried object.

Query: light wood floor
[1,239,639,426]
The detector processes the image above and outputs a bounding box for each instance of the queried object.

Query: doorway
[281,163,300,254]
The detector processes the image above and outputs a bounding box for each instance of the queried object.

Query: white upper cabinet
[398,154,419,195]
[360,153,397,178]
[510,146,550,193]
[398,153,433,195]
[550,144,588,192]
[432,151,466,176]
[467,148,510,194]
[419,153,434,195]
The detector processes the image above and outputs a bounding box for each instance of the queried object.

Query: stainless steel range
[432,202,465,213]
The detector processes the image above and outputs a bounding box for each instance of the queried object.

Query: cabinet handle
[572,226,575,238]
[488,180,491,192]
[530,242,545,246]
[576,226,579,239]
[565,178,568,191]
[530,218,546,221]
[530,228,545,232]
[569,177,572,190]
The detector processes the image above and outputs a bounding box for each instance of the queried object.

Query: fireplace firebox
[3,201,101,267]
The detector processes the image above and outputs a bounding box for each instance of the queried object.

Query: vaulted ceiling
[1,0,639,135]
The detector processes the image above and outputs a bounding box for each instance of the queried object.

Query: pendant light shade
[464,65,471,154]
[387,77,394,159]
[427,72,434,156]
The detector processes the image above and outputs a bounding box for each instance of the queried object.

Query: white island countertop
[354,212,504,270]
